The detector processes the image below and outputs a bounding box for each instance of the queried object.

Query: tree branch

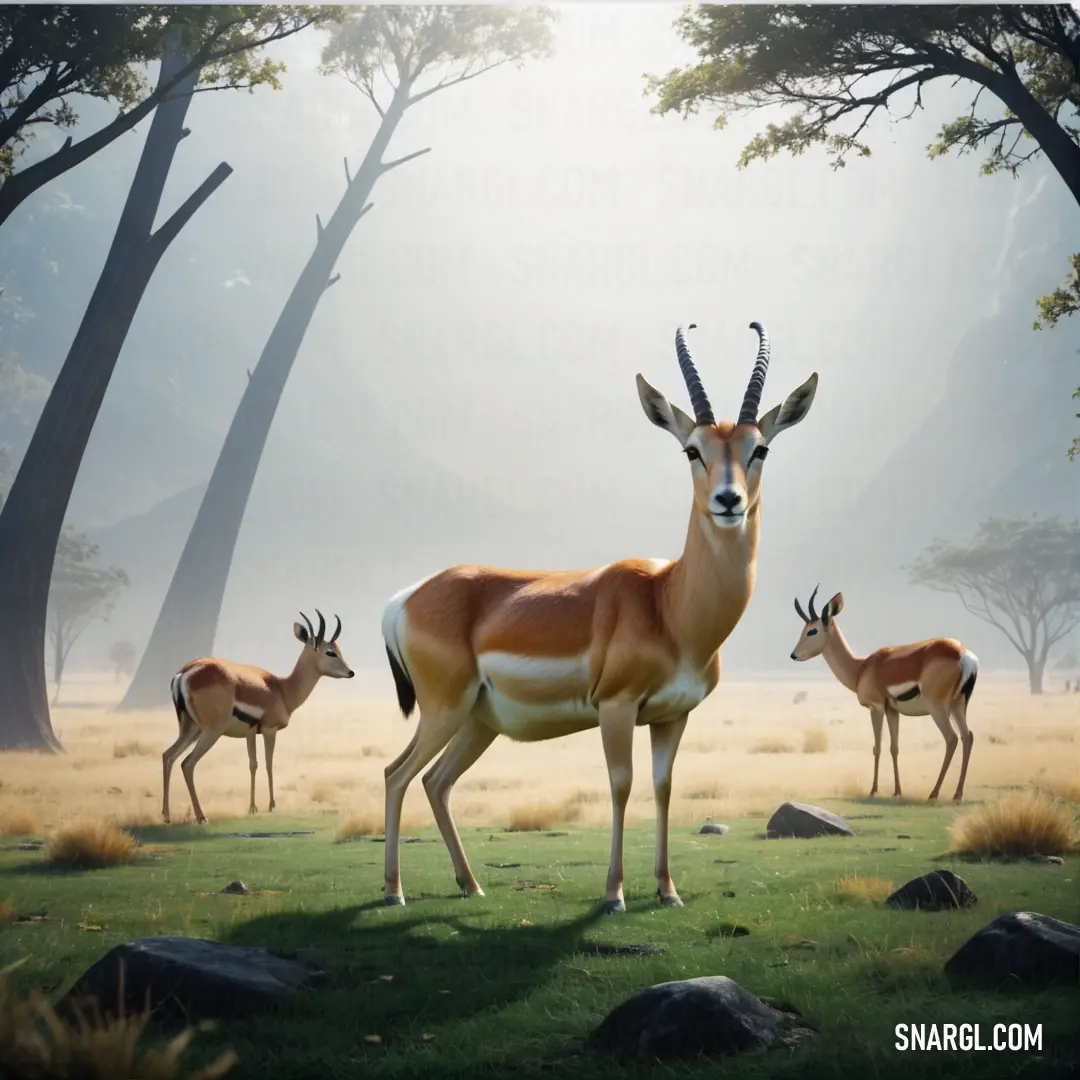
[378,146,432,174]
[147,161,232,260]
[324,272,341,291]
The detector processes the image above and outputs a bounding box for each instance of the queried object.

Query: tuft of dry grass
[832,873,894,904]
[987,734,1008,746]
[802,727,828,754]
[113,740,156,759]
[335,810,383,843]
[1034,729,1075,744]
[0,808,40,838]
[46,820,138,870]
[749,738,794,755]
[506,798,581,832]
[0,901,13,932]
[0,969,236,1080]
[949,789,1080,857]
[1040,778,1080,804]
[685,780,729,801]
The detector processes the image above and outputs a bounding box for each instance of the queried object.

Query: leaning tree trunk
[0,32,231,750]
[119,90,419,710]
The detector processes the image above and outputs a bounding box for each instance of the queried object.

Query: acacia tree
[0,18,320,752]
[47,532,129,704]
[109,640,137,681]
[908,516,1080,694]
[120,5,556,709]
[646,4,1080,447]
[0,5,325,229]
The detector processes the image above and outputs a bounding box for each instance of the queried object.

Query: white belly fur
[886,682,929,717]
[477,652,711,737]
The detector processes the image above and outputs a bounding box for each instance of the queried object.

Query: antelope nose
[712,490,742,511]
[347,669,355,678]
[790,651,798,661]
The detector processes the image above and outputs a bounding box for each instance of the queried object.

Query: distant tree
[0,16,319,752]
[120,4,556,709]
[646,4,1080,443]
[0,5,326,229]
[908,516,1080,694]
[47,532,129,704]
[109,640,138,682]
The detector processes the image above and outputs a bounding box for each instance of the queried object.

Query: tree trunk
[1026,652,1046,694]
[0,33,230,751]
[119,94,416,710]
[51,625,64,706]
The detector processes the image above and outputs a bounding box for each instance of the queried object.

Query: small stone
[885,870,977,911]
[220,880,250,895]
[699,824,729,835]
[1047,856,1064,866]
[722,890,736,898]
[897,834,912,840]
[766,802,854,838]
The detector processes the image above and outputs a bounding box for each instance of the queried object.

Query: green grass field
[3,800,1078,1080]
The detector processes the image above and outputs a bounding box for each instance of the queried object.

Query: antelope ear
[294,621,310,644]
[822,591,844,627]
[757,372,818,444]
[636,374,697,446]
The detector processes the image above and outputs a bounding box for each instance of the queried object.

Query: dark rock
[886,870,977,911]
[17,841,43,851]
[60,935,327,1020]
[589,975,810,1061]
[897,834,912,840]
[766,802,854,838]
[583,943,664,957]
[220,880,250,895]
[486,862,523,869]
[945,912,1080,986]
[722,890,736,898]
[699,824,729,835]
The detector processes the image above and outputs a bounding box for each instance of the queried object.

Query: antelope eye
[684,446,701,463]
[326,648,337,658]
[806,628,818,636]
[748,444,769,465]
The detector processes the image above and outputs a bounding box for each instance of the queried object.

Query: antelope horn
[737,321,771,427]
[794,596,809,623]
[329,614,342,644]
[675,323,715,427]
[314,608,326,645]
[300,611,315,642]
[807,584,820,622]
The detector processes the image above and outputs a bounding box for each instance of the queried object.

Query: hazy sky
[11,4,1077,676]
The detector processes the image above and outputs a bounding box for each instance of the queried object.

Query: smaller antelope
[163,610,354,825]
[789,587,978,801]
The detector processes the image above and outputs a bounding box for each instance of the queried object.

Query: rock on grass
[944,912,1080,986]
[589,975,812,1061]
[766,802,854,839]
[885,870,977,911]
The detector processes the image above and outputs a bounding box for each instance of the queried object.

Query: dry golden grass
[335,810,383,842]
[0,901,13,932]
[832,873,894,904]
[507,798,582,832]
[949,790,1080,857]
[2,672,1077,834]
[1040,778,1080,803]
[749,737,794,754]
[1034,728,1075,744]
[113,740,156,759]
[802,727,828,754]
[0,807,40,837]
[0,969,236,1080]
[46,820,138,870]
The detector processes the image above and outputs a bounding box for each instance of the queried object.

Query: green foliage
[646,5,1079,172]
[0,5,331,182]
[908,516,1080,690]
[1034,253,1080,329]
[320,5,555,113]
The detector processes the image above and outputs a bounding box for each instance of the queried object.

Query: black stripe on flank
[232,706,262,729]
[961,671,977,703]
[895,685,920,702]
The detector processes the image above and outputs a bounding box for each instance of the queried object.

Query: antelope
[789,587,978,801]
[163,610,354,825]
[380,322,819,911]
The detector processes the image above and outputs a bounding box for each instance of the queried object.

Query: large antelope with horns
[163,610,354,825]
[789,587,978,801]
[379,322,819,911]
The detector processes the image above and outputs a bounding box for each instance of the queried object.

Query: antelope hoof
[269,803,275,813]
[657,890,684,908]
[458,883,485,899]
[953,793,964,803]
[927,793,940,802]
[248,807,257,816]
[383,894,406,907]
[602,899,626,915]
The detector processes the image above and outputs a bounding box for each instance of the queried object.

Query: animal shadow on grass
[219,902,606,1035]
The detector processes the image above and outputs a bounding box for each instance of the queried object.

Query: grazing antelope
[789,587,978,801]
[380,322,819,911]
[163,610,354,825]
